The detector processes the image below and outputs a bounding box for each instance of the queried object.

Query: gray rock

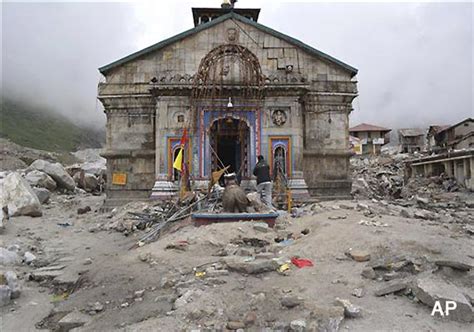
[253,222,270,233]
[205,267,229,277]
[280,296,303,308]
[4,271,21,299]
[33,187,50,204]
[361,267,376,279]
[28,159,75,190]
[414,209,435,220]
[356,202,370,210]
[400,208,414,219]
[83,173,98,192]
[416,195,430,205]
[289,319,306,331]
[77,206,91,215]
[2,172,42,217]
[88,301,104,313]
[351,288,365,298]
[24,251,37,264]
[374,281,407,296]
[309,305,344,332]
[223,257,279,274]
[413,276,473,322]
[24,170,57,191]
[58,310,92,330]
[227,321,246,330]
[435,260,472,272]
[348,249,371,262]
[81,161,106,176]
[0,247,20,266]
[334,297,362,318]
[0,285,11,306]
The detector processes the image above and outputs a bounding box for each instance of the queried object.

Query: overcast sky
[2,0,473,129]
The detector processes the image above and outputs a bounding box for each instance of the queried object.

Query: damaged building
[97,2,358,207]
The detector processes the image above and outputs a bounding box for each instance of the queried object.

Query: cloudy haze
[2,0,472,129]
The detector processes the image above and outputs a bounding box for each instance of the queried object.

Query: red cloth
[179,128,188,146]
[291,257,314,268]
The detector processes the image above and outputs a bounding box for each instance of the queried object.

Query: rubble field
[1,151,473,331]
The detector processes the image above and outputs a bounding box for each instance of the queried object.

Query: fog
[2,0,472,130]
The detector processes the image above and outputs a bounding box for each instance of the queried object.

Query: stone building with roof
[398,128,425,153]
[97,1,358,207]
[349,123,391,155]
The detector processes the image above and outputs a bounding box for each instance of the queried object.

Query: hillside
[0,98,104,152]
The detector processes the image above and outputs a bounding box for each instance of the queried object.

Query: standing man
[253,155,273,208]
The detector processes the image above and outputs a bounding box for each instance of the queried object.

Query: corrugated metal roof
[98,11,358,76]
[349,123,391,132]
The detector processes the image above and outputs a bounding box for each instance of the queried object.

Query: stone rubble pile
[350,154,466,201]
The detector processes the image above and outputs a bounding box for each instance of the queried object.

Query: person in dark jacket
[253,155,273,208]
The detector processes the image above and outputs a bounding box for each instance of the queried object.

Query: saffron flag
[173,148,183,171]
[173,128,188,172]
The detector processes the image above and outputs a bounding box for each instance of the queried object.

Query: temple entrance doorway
[209,118,250,179]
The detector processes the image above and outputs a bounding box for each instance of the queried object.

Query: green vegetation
[1,98,104,152]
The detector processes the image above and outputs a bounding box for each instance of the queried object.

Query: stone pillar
[301,92,354,198]
[150,96,181,200]
[99,94,156,208]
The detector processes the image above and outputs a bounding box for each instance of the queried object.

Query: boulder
[81,161,106,176]
[82,173,98,192]
[28,160,75,190]
[24,170,57,191]
[74,172,98,192]
[2,173,42,217]
[33,187,50,204]
[413,276,473,322]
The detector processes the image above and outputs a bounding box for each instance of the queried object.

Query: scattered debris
[291,257,314,268]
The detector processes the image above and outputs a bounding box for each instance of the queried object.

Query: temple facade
[98,3,358,208]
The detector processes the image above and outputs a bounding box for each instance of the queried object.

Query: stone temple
[97,2,358,208]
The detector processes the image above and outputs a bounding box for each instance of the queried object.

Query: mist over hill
[0,97,105,152]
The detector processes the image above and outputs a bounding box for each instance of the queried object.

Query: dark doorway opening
[217,136,241,174]
[210,118,249,178]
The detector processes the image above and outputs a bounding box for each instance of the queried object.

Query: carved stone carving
[227,28,238,42]
[272,109,287,126]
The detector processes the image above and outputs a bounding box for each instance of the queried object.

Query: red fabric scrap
[291,257,314,268]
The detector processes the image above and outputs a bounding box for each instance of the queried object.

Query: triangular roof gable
[349,123,391,132]
[99,11,358,76]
